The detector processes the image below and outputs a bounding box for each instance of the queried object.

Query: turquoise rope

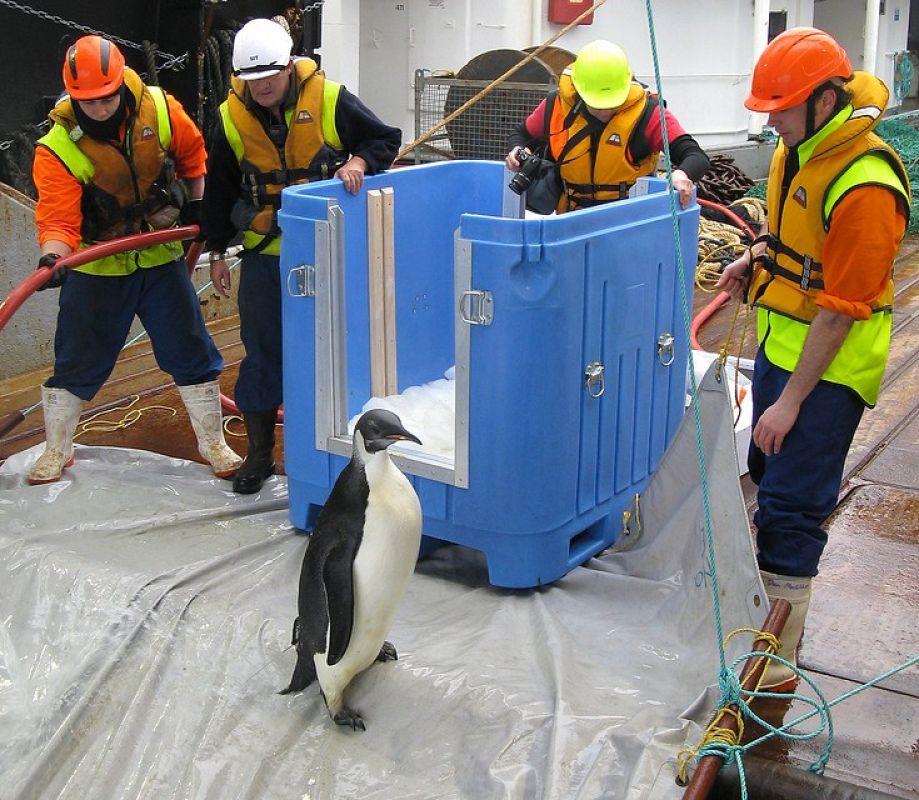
[641,2,726,673]
[643,3,918,793]
[641,2,833,791]
[698,652,917,799]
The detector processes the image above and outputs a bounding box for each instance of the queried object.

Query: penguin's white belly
[315,471,422,696]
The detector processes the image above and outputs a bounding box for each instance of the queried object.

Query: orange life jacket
[547,74,658,213]
[41,68,178,243]
[219,58,346,252]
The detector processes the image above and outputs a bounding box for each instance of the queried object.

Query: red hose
[185,239,205,277]
[697,196,757,240]
[0,226,201,331]
[0,225,254,429]
[692,197,757,349]
[690,291,731,350]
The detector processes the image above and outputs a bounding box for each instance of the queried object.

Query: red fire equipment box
[548,0,595,25]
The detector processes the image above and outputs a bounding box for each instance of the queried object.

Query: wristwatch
[209,250,228,264]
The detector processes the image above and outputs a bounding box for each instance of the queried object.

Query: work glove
[180,198,204,240]
[36,253,66,291]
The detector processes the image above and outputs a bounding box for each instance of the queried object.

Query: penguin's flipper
[279,655,317,695]
[295,536,329,657]
[376,641,398,663]
[323,538,359,666]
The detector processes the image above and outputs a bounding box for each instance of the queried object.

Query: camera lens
[509,171,533,195]
[508,150,538,195]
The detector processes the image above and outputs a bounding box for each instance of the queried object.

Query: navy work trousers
[48,259,222,400]
[748,348,865,578]
[234,251,283,412]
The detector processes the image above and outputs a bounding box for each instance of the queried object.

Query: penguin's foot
[332,707,366,732]
[376,641,398,662]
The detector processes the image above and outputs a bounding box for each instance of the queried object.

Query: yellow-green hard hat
[571,40,631,109]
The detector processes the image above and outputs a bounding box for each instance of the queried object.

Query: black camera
[509,148,543,195]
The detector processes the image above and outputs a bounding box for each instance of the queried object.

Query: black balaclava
[72,84,130,142]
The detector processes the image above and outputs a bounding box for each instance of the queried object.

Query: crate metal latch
[657,333,675,366]
[585,361,605,398]
[287,264,316,297]
[459,289,494,326]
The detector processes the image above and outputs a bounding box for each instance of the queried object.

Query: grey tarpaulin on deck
[0,364,766,799]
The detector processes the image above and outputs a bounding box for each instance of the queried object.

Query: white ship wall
[813,0,909,104]
[316,0,910,153]
[0,186,50,381]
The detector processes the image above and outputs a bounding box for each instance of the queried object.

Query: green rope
[642,0,834,791]
[664,39,919,798]
[642,0,726,675]
[698,652,918,794]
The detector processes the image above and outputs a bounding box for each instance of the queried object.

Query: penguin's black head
[355,409,422,454]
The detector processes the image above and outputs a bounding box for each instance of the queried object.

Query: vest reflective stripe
[826,151,906,227]
[38,69,183,275]
[754,71,909,405]
[39,124,95,182]
[758,308,892,406]
[548,75,657,213]
[220,59,344,254]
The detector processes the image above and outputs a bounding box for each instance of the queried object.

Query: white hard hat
[232,18,293,81]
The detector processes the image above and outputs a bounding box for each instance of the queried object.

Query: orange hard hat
[63,35,126,100]
[746,27,852,113]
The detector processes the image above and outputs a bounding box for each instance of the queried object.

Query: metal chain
[0,118,51,150]
[0,0,326,148]
[0,0,188,69]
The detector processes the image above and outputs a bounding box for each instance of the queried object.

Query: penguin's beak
[386,431,422,447]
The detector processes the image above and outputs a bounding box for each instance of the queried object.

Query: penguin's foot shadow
[415,542,494,588]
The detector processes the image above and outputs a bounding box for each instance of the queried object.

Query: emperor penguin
[281,408,423,731]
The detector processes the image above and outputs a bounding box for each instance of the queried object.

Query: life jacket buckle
[801,256,812,291]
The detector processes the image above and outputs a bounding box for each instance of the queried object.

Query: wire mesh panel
[413,71,556,163]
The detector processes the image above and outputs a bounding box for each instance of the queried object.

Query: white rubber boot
[27,386,83,484]
[178,381,243,479]
[760,570,813,691]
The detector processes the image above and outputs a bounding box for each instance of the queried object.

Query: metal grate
[412,70,556,163]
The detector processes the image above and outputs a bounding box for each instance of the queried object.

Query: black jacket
[203,84,401,251]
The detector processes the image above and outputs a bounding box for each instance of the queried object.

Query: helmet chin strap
[804,92,819,141]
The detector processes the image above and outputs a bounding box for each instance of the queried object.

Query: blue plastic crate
[279,160,697,588]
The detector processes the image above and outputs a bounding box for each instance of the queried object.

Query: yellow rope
[73,395,178,439]
[695,218,748,294]
[711,259,757,426]
[223,414,245,438]
[677,705,745,784]
[725,626,781,655]
[696,241,747,293]
[676,625,782,783]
